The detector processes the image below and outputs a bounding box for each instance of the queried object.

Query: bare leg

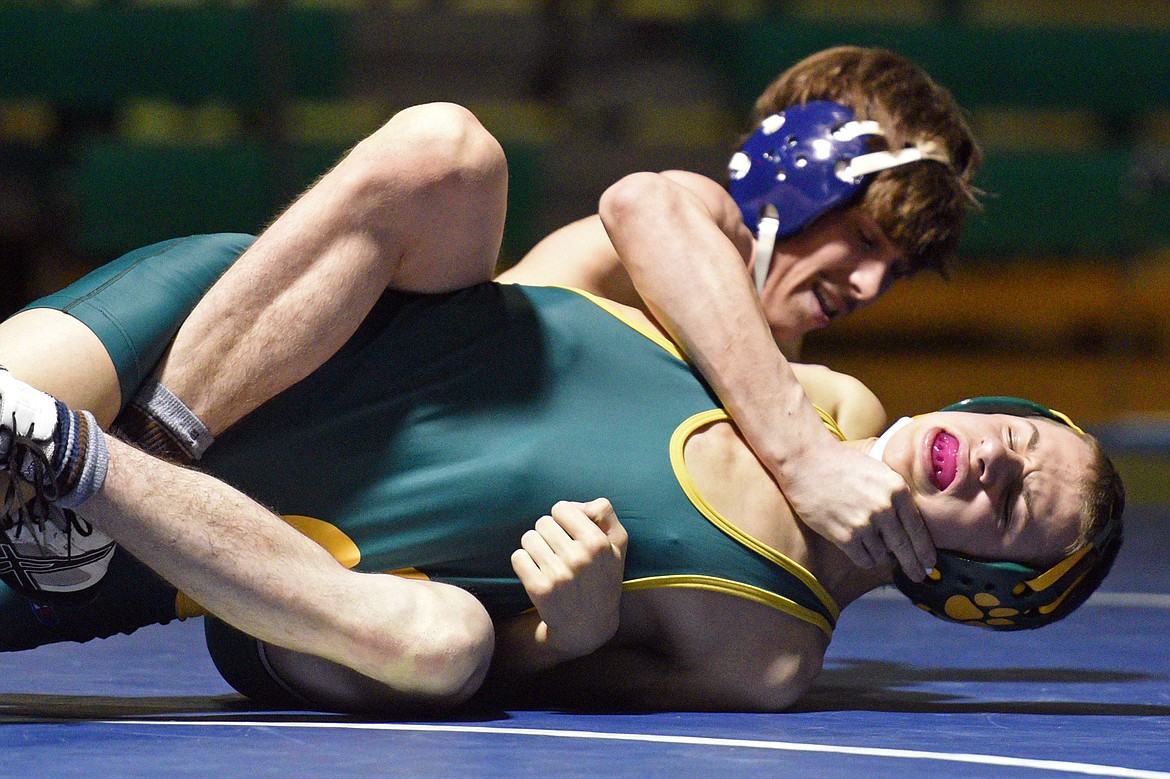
[0,310,121,426]
[83,434,495,707]
[0,102,507,606]
[154,102,509,435]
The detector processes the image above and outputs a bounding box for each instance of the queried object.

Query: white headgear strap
[867,416,913,462]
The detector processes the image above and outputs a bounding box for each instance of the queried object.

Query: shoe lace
[1,419,94,556]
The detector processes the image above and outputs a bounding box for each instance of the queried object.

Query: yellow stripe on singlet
[669,409,842,627]
[175,514,369,619]
[554,287,689,362]
[622,575,834,638]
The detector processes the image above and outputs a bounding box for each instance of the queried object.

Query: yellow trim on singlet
[553,286,689,362]
[622,575,834,638]
[814,406,847,442]
[174,514,366,620]
[669,408,842,627]
[555,285,848,450]
[174,591,205,619]
[283,515,362,568]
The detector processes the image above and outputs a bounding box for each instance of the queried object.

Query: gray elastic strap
[131,379,215,460]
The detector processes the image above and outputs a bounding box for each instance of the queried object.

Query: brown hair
[1039,431,1124,623]
[1072,432,1125,557]
[750,46,983,275]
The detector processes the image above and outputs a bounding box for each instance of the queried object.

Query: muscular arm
[486,589,826,712]
[597,171,933,579]
[497,171,741,316]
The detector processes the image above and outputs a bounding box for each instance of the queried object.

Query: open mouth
[930,431,959,490]
[812,285,840,320]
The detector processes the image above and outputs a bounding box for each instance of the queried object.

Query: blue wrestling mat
[2,495,1168,778]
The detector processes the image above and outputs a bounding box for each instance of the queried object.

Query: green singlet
[0,234,839,662]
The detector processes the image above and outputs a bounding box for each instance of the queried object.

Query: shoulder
[789,363,888,439]
[658,170,727,197]
[607,170,740,229]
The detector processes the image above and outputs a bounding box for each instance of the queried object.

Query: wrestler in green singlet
[0,234,840,656]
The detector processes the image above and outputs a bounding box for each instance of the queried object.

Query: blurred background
[2,0,1170,451]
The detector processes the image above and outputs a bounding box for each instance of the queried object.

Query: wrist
[747,384,840,480]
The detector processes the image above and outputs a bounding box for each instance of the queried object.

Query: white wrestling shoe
[0,505,116,597]
[0,368,115,601]
[0,367,64,486]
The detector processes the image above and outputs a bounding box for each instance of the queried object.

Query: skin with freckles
[871,413,1093,568]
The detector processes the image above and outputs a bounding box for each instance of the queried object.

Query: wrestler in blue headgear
[870,397,1125,631]
[728,100,952,292]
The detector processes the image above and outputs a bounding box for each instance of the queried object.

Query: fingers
[514,501,608,575]
[855,506,931,582]
[511,498,627,584]
[517,523,561,574]
[853,534,881,571]
[842,458,935,582]
[547,499,627,557]
[510,547,540,582]
[815,491,933,581]
[579,498,628,556]
[888,494,935,581]
[895,492,936,573]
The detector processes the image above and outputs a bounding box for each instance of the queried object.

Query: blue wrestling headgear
[727,101,950,292]
[892,396,1124,631]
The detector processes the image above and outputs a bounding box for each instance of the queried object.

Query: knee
[361,102,507,200]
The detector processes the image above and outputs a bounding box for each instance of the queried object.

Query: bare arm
[598,171,934,579]
[494,499,628,676]
[487,589,826,712]
[498,171,740,314]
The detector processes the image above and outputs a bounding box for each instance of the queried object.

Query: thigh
[9,234,251,423]
[0,309,121,426]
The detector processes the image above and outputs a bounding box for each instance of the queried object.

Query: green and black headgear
[892,396,1124,631]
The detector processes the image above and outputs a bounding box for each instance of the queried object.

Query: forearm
[83,436,493,698]
[598,172,838,480]
[85,438,377,659]
[491,612,585,677]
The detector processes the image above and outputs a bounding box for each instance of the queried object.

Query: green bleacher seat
[701,19,1170,116]
[961,150,1141,256]
[0,6,345,107]
[500,142,543,264]
[74,141,279,256]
